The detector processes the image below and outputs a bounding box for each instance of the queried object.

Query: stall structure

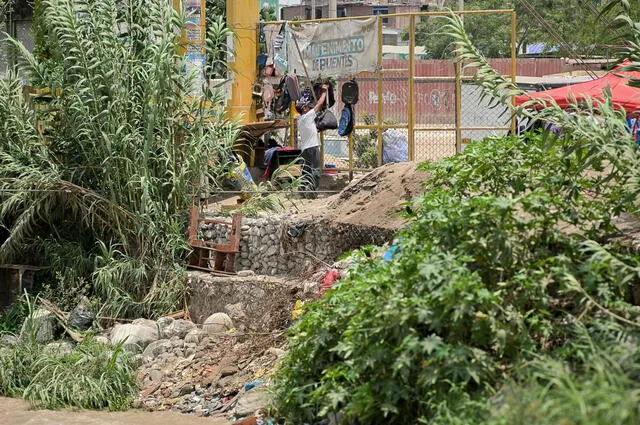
[245,10,518,177]
[515,61,640,116]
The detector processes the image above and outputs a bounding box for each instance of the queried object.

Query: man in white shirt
[295,84,328,198]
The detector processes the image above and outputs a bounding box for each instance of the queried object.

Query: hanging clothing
[628,118,640,145]
[313,82,335,108]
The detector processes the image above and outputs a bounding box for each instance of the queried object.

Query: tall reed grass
[0,0,237,317]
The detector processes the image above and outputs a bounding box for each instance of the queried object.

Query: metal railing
[261,9,517,177]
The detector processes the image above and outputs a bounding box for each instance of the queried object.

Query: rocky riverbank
[0,261,348,424]
[131,315,286,420]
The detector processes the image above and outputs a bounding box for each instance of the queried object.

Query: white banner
[288,17,379,79]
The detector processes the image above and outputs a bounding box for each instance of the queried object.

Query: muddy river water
[0,397,231,425]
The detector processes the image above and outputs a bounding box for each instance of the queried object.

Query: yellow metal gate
[260,10,517,175]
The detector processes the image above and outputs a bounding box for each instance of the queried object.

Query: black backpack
[313,82,336,108]
[341,80,359,105]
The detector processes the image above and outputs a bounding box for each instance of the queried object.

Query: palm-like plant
[0,0,238,318]
[444,7,640,213]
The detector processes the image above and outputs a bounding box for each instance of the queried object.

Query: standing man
[295,84,329,198]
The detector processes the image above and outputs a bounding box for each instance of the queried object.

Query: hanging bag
[315,109,338,132]
[275,76,291,114]
[286,74,301,101]
[341,79,359,105]
[338,104,355,136]
[314,82,336,108]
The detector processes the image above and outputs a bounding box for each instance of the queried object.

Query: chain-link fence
[259,10,516,177]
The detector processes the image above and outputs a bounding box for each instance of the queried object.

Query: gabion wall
[200,213,394,276]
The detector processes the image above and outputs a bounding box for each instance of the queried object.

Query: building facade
[280,1,432,29]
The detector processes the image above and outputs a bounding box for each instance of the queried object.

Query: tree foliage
[0,0,10,21]
[207,0,226,19]
[417,0,640,58]
[260,5,277,22]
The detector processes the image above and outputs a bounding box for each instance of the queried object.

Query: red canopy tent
[515,61,640,116]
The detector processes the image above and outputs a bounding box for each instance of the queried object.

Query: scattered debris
[134,329,285,419]
[68,296,94,331]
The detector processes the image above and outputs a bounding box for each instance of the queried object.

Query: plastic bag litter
[382,129,408,163]
[225,155,258,200]
[69,296,94,330]
[292,300,306,320]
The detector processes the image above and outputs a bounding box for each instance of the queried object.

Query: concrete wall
[200,213,394,277]
[281,5,307,20]
[0,268,35,310]
[187,273,294,331]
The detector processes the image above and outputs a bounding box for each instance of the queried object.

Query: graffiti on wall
[367,88,451,110]
[344,81,454,124]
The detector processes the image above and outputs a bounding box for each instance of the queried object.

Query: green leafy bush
[272,24,640,421]
[273,121,640,423]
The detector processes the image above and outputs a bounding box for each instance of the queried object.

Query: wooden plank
[200,218,234,225]
[0,264,44,271]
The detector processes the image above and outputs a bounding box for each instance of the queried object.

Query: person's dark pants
[301,146,321,197]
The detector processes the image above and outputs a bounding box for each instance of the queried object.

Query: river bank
[0,397,231,425]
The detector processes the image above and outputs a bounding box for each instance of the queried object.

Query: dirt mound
[309,162,430,230]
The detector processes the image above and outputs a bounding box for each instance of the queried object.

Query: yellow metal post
[320,132,325,170]
[455,60,462,153]
[454,11,463,154]
[408,15,416,161]
[173,1,183,49]
[511,10,517,135]
[227,0,259,124]
[348,132,354,181]
[377,17,384,167]
[289,106,296,147]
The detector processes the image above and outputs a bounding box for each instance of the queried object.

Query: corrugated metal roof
[526,42,558,55]
[382,45,427,55]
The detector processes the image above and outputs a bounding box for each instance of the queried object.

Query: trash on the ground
[292,300,306,320]
[287,222,308,238]
[318,269,341,297]
[244,379,264,391]
[69,296,94,330]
